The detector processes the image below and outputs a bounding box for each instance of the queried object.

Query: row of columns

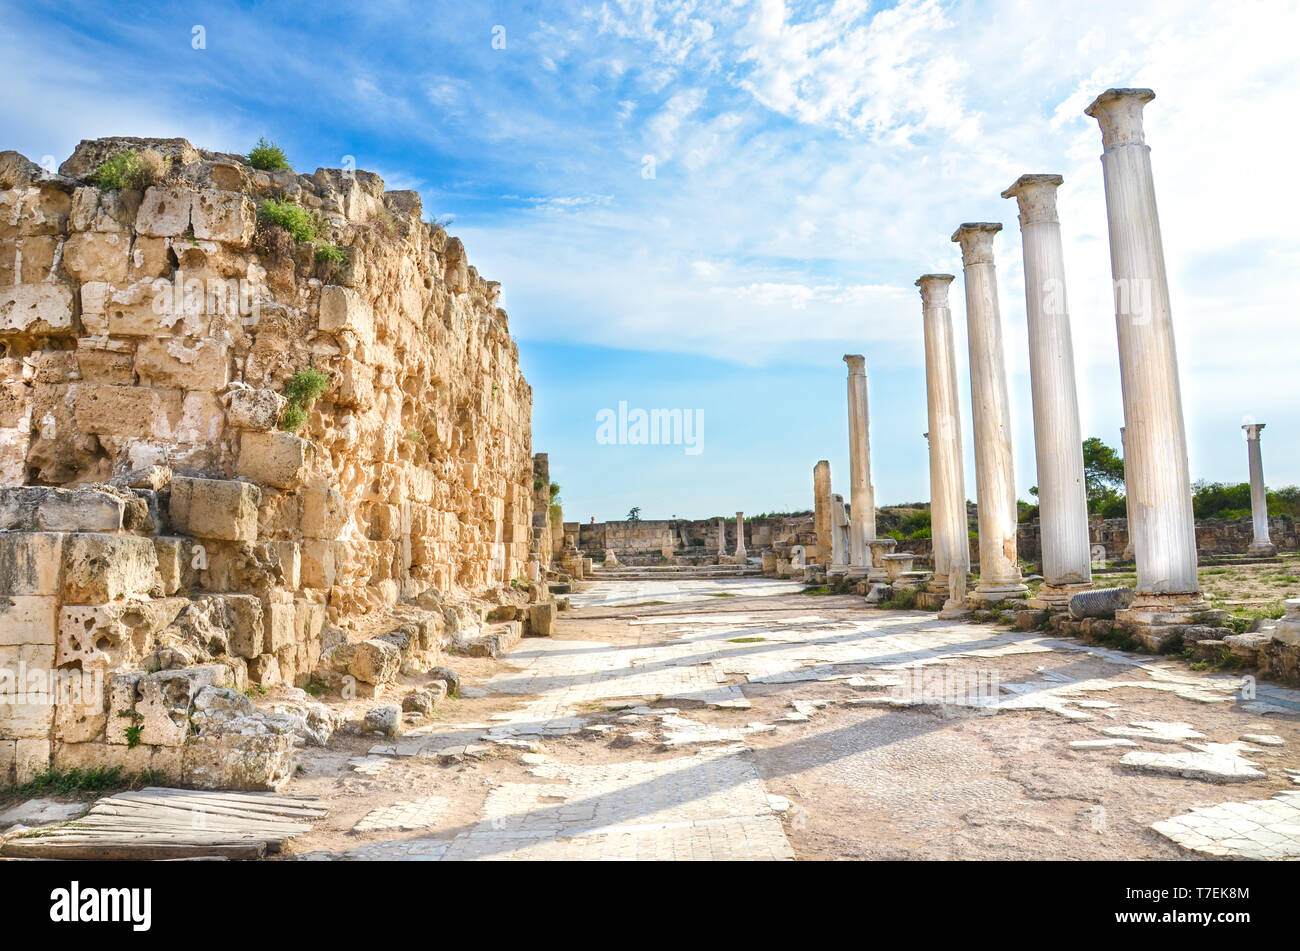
[907,88,1216,629]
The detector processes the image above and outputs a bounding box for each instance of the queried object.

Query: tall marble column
[735,511,748,560]
[917,274,971,617]
[1243,424,1275,555]
[1120,426,1134,562]
[843,355,876,573]
[717,518,727,557]
[1002,174,1093,606]
[813,460,832,566]
[1085,88,1205,637]
[951,223,1027,602]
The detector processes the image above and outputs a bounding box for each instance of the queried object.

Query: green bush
[258,198,321,243]
[315,243,348,281]
[247,137,290,171]
[91,149,170,190]
[279,367,331,432]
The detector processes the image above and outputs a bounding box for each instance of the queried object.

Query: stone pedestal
[951,223,1027,604]
[603,548,619,567]
[1243,424,1275,555]
[883,552,915,583]
[843,355,876,570]
[917,274,969,614]
[813,460,832,566]
[1002,174,1092,609]
[1086,88,1207,635]
[867,537,896,582]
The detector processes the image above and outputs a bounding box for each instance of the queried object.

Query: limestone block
[69,186,134,233]
[294,599,326,646]
[53,691,107,744]
[60,533,160,604]
[236,430,312,489]
[527,601,557,637]
[0,283,75,335]
[181,719,295,791]
[275,541,301,589]
[73,384,182,438]
[153,537,184,595]
[221,594,265,659]
[191,189,255,245]
[168,476,261,542]
[247,652,282,686]
[335,357,374,407]
[319,285,374,345]
[19,235,58,282]
[75,343,135,384]
[135,337,230,390]
[56,597,184,669]
[14,738,51,784]
[301,485,347,538]
[0,486,125,534]
[0,532,63,596]
[0,595,56,647]
[136,666,223,746]
[104,671,142,745]
[53,740,183,782]
[61,231,130,282]
[226,385,286,431]
[341,638,400,685]
[135,185,193,237]
[263,590,295,652]
[300,540,337,588]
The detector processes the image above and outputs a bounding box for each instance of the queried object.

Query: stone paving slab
[1153,790,1300,859]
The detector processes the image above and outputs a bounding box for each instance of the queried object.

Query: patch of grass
[801,585,833,596]
[315,243,348,282]
[704,592,737,598]
[728,636,768,643]
[880,587,918,610]
[8,766,168,798]
[279,367,331,432]
[303,678,327,698]
[247,137,291,171]
[91,149,171,191]
[123,725,142,750]
[258,198,322,243]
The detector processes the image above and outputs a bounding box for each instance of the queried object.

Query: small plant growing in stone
[405,428,424,443]
[91,148,171,191]
[279,367,331,432]
[123,725,143,750]
[247,137,291,171]
[315,243,348,281]
[258,198,322,243]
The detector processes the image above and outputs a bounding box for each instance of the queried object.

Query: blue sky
[4,0,1298,521]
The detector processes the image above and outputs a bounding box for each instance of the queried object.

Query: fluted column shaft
[843,355,875,568]
[813,460,831,566]
[952,223,1027,601]
[1086,88,1199,599]
[735,511,748,558]
[917,274,969,608]
[1243,424,1274,554]
[1002,175,1092,598]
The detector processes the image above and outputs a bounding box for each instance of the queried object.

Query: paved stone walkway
[294,580,1300,861]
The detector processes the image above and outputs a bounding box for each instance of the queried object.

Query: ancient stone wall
[0,137,538,785]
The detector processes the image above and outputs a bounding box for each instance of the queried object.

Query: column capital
[1084,88,1155,150]
[915,273,954,308]
[843,353,866,374]
[950,222,1002,266]
[1001,174,1063,225]
[1243,422,1266,440]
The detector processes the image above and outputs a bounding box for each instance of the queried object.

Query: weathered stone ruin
[0,136,553,788]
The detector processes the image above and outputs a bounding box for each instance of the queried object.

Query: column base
[1247,541,1277,556]
[968,583,1029,606]
[1024,581,1094,611]
[843,565,872,580]
[938,598,971,620]
[1115,592,1227,652]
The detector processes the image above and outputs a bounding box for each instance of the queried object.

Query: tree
[1081,437,1126,514]
[626,506,641,522]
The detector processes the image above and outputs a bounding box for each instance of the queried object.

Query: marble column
[917,274,970,616]
[717,518,727,557]
[951,223,1027,602]
[1085,88,1205,636]
[1120,426,1135,563]
[1243,424,1275,555]
[1002,174,1093,606]
[813,460,832,566]
[735,511,748,560]
[830,493,849,569]
[843,355,876,573]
